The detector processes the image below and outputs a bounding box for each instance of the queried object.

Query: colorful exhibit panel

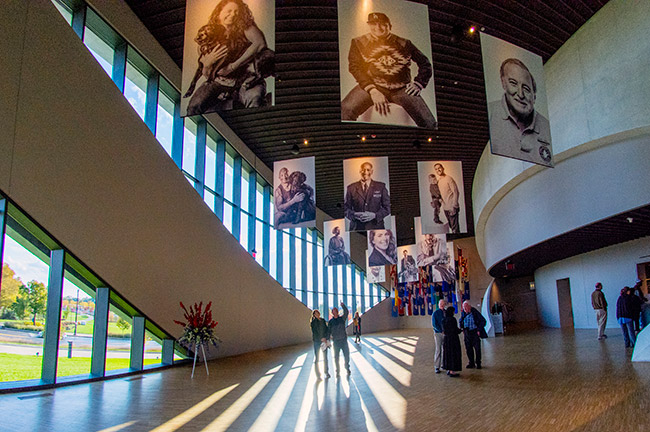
[272,156,316,230]
[323,219,351,266]
[343,156,391,232]
[337,0,437,128]
[417,161,467,234]
[181,0,275,116]
[480,32,553,167]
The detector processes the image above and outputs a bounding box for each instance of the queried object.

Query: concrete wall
[1,0,314,358]
[472,0,650,270]
[535,237,650,329]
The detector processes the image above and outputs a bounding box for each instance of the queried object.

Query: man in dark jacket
[329,302,351,377]
[616,287,637,348]
[460,301,487,369]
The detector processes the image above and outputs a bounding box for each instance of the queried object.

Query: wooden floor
[1,328,649,432]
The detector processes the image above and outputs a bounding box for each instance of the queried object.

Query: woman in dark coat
[310,309,330,379]
[442,306,462,377]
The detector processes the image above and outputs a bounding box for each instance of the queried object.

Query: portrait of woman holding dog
[182,0,275,116]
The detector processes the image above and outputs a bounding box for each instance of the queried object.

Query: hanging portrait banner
[337,0,438,128]
[273,156,316,230]
[181,0,275,117]
[343,156,391,232]
[417,160,466,234]
[397,244,419,283]
[366,250,386,283]
[414,217,448,268]
[323,219,351,267]
[429,240,456,283]
[480,32,553,167]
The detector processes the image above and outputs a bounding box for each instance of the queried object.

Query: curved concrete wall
[473,0,650,269]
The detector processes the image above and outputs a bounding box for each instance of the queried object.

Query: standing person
[329,302,351,377]
[310,309,330,380]
[353,311,362,343]
[459,301,487,369]
[341,12,437,128]
[616,287,636,348]
[344,161,390,231]
[432,299,447,374]
[640,296,650,330]
[631,281,643,333]
[434,163,460,234]
[442,306,462,377]
[591,282,608,340]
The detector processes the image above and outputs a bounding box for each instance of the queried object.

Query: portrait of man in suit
[344,161,391,231]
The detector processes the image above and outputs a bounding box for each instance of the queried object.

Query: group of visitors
[432,300,487,377]
[309,303,361,380]
[592,280,649,349]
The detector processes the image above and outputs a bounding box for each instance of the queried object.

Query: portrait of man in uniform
[481,33,554,167]
[343,157,391,232]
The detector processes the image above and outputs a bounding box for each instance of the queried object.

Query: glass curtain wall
[52,0,389,313]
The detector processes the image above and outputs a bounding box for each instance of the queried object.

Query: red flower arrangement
[174,301,221,349]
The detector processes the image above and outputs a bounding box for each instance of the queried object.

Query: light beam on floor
[97,421,137,432]
[248,354,307,432]
[358,340,412,386]
[200,366,278,431]
[350,350,406,430]
[149,384,238,432]
[364,338,415,366]
[294,360,319,432]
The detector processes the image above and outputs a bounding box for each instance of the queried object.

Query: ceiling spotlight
[361,136,366,142]
[469,26,476,34]
[291,143,300,155]
[303,139,309,145]
[427,137,433,142]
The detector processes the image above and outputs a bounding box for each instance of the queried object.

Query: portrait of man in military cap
[338,0,438,128]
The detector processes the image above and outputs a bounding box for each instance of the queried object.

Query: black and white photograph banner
[343,156,391,232]
[337,0,437,128]
[414,217,448,268]
[273,156,316,230]
[397,244,419,283]
[366,250,386,283]
[417,161,466,234]
[367,217,397,267]
[323,219,351,266]
[181,0,275,117]
[480,32,553,167]
[430,240,456,284]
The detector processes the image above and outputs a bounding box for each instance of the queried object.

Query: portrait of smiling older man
[487,58,553,166]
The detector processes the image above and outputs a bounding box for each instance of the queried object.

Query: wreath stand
[191,343,210,378]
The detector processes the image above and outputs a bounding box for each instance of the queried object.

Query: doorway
[556,278,574,328]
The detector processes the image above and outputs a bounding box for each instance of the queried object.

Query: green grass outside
[0,353,161,382]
